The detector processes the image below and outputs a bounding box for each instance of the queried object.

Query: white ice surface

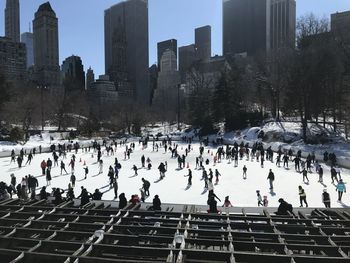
[1,141,349,208]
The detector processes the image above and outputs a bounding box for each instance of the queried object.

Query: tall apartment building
[157,39,177,71]
[61,55,85,91]
[223,0,296,56]
[5,0,20,42]
[178,44,196,83]
[331,10,350,42]
[0,36,26,81]
[270,0,296,50]
[195,25,211,61]
[21,32,34,68]
[105,0,150,104]
[86,67,95,90]
[33,2,60,86]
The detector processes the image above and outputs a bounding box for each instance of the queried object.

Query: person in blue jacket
[336,179,346,202]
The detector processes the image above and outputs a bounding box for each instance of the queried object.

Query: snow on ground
[1,141,349,209]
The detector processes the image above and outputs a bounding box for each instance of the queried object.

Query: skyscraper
[179,44,196,83]
[195,25,211,61]
[61,55,85,91]
[86,67,95,90]
[223,0,270,56]
[105,0,149,104]
[223,0,296,56]
[0,36,26,81]
[33,2,60,86]
[153,50,181,120]
[270,0,296,50]
[21,32,34,68]
[5,0,20,42]
[331,10,350,42]
[157,39,177,71]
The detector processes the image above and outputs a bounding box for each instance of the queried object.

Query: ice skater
[298,186,308,207]
[243,165,247,179]
[256,190,263,206]
[185,169,192,186]
[336,179,346,202]
[301,168,309,183]
[98,159,103,174]
[267,169,275,190]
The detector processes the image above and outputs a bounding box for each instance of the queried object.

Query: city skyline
[0,0,349,76]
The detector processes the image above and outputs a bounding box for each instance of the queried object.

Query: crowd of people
[0,135,347,215]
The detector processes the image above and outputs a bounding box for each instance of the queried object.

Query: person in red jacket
[40,160,47,175]
[129,194,140,205]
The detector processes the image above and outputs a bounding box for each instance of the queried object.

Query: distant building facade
[179,44,196,83]
[184,55,230,97]
[331,10,350,42]
[20,32,34,69]
[270,0,296,50]
[157,39,177,71]
[33,2,60,86]
[104,0,149,104]
[5,0,20,42]
[223,0,296,56]
[195,25,211,61]
[86,67,95,90]
[0,36,26,82]
[88,75,118,120]
[149,64,158,105]
[153,50,181,120]
[61,55,85,91]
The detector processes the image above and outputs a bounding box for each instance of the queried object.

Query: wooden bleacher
[0,198,349,262]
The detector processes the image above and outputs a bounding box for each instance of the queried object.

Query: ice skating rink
[1,141,349,208]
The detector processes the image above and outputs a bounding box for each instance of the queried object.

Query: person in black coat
[39,186,49,200]
[142,178,150,196]
[276,198,293,215]
[151,195,161,211]
[78,188,92,207]
[118,193,127,209]
[207,195,219,213]
[322,189,331,208]
[92,189,103,200]
[53,188,64,205]
[46,168,52,186]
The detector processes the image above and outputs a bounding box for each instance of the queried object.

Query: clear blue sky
[0,0,349,76]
